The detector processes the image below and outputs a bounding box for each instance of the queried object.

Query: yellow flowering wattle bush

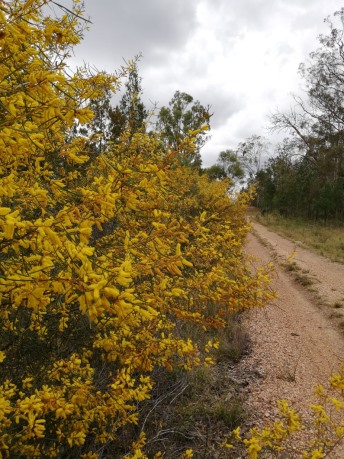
[0,1,273,457]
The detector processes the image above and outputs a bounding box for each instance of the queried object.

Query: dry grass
[216,319,251,363]
[253,211,344,263]
[333,302,344,308]
[140,361,246,458]
[135,317,251,458]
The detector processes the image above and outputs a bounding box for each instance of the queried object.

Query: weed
[179,397,244,430]
[137,315,250,457]
[282,261,315,287]
[277,355,300,383]
[217,319,251,362]
[333,302,343,309]
[283,261,299,272]
[187,365,216,398]
[330,311,343,319]
[214,399,245,428]
[277,367,297,383]
[293,272,314,287]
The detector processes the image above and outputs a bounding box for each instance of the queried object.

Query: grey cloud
[202,0,279,36]
[196,89,244,128]
[232,123,258,144]
[202,0,338,41]
[76,0,199,68]
[141,76,244,129]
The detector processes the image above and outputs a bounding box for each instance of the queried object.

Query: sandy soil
[239,223,344,458]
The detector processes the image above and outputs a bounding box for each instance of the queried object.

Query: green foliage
[78,60,147,151]
[255,148,344,219]
[218,149,245,179]
[204,136,268,189]
[236,135,268,179]
[266,9,344,221]
[205,163,228,181]
[157,90,211,169]
[118,60,147,135]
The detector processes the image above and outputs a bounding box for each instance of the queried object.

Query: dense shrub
[0,2,272,457]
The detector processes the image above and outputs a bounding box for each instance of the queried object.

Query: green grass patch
[254,211,344,263]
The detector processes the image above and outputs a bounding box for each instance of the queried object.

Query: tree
[236,135,269,179]
[204,163,228,181]
[204,136,269,190]
[116,60,147,136]
[218,149,245,180]
[157,91,211,168]
[204,149,244,186]
[76,62,147,152]
[299,9,344,138]
[77,86,114,154]
[269,8,344,220]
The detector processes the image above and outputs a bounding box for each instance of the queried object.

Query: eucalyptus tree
[157,91,211,169]
[269,8,344,219]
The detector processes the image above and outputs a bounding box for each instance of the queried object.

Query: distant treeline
[253,9,344,221]
[254,140,344,220]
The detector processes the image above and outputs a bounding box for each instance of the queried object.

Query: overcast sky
[71,0,342,166]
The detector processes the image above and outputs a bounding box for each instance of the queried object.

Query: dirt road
[240,223,344,457]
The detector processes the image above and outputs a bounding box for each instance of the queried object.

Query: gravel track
[239,223,344,458]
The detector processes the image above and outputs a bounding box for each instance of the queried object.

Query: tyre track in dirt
[252,222,344,308]
[238,223,344,458]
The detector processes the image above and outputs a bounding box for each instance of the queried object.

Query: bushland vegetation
[0,1,273,457]
[255,9,344,222]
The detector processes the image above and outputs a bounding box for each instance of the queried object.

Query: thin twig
[50,1,92,24]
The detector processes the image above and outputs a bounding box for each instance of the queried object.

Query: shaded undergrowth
[135,317,251,458]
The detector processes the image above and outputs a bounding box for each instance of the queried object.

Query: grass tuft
[217,319,251,362]
[333,302,343,309]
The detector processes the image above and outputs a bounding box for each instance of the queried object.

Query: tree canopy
[157,90,211,168]
[256,9,344,220]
